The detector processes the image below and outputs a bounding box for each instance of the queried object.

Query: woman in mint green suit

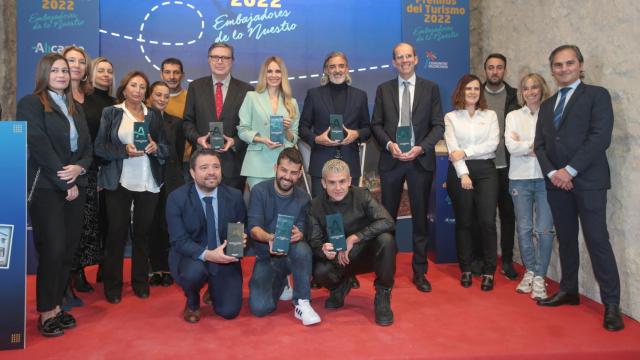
[238,56,299,189]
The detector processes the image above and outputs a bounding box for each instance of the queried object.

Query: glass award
[0,224,13,269]
[329,114,344,141]
[225,223,244,258]
[272,214,295,255]
[396,126,412,153]
[270,115,284,144]
[325,213,347,252]
[133,122,149,151]
[209,122,224,150]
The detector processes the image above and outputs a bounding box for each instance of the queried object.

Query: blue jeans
[248,241,312,317]
[509,179,554,277]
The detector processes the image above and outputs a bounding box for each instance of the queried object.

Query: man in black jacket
[307,159,396,326]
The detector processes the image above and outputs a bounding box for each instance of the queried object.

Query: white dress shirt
[504,106,543,180]
[117,103,160,193]
[444,109,499,177]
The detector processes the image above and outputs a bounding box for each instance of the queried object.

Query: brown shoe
[183,306,200,323]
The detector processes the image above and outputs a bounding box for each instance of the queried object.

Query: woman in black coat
[94,71,169,304]
[17,53,93,337]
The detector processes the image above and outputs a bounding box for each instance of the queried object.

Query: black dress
[74,88,115,268]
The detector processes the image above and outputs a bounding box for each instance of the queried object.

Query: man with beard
[166,148,247,323]
[473,53,520,280]
[299,51,371,198]
[246,148,321,325]
[308,159,396,326]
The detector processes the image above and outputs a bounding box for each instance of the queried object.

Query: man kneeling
[307,159,396,326]
[247,148,320,325]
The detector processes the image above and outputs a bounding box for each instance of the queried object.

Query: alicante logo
[134,126,146,137]
[424,50,449,70]
[32,42,65,54]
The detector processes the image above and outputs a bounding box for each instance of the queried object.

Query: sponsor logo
[424,50,449,70]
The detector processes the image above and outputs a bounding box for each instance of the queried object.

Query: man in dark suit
[183,42,253,191]
[166,148,247,323]
[534,45,623,331]
[371,42,444,293]
[299,51,371,198]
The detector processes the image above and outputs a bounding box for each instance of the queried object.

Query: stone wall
[0,0,16,120]
[470,0,640,320]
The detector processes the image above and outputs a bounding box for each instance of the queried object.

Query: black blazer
[94,105,169,191]
[534,82,613,190]
[371,76,444,172]
[183,76,253,179]
[18,94,92,191]
[161,111,185,193]
[299,84,371,177]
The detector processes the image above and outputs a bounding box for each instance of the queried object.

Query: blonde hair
[255,56,296,119]
[62,45,92,95]
[518,73,550,106]
[90,57,116,96]
[322,159,350,179]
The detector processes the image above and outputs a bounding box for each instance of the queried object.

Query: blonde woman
[237,56,299,189]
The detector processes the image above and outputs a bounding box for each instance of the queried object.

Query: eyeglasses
[209,55,232,63]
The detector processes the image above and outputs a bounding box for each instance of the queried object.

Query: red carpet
[5,253,640,359]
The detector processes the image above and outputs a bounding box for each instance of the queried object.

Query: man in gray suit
[371,42,444,293]
[183,42,253,191]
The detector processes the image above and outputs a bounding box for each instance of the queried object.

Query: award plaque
[396,126,412,153]
[329,114,344,141]
[325,213,347,252]
[209,122,224,150]
[226,223,244,258]
[0,224,13,269]
[272,214,294,255]
[133,122,149,151]
[270,115,284,144]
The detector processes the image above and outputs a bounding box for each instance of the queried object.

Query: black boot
[374,285,393,326]
[96,264,103,283]
[73,268,94,293]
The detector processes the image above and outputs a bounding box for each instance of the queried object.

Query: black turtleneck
[327,82,348,114]
[83,88,115,141]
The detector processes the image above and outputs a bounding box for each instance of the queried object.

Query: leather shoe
[603,304,624,331]
[38,316,64,337]
[149,273,163,287]
[73,268,94,293]
[501,261,519,281]
[480,275,494,291]
[106,295,121,304]
[134,288,150,299]
[325,278,352,309]
[537,291,580,307]
[413,274,432,292]
[183,306,201,323]
[55,311,77,329]
[349,276,360,289]
[460,272,472,288]
[161,273,174,287]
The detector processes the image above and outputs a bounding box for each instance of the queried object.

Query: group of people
[18,40,624,337]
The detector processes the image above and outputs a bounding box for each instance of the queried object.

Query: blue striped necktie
[553,87,571,129]
[203,196,218,249]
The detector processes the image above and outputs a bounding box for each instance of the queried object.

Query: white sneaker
[279,276,293,301]
[531,276,548,300]
[516,270,534,293]
[294,299,321,326]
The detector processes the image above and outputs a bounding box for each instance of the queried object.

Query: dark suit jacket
[18,94,93,191]
[534,82,613,190]
[166,182,247,278]
[183,76,253,179]
[161,112,185,193]
[299,84,371,177]
[371,76,444,172]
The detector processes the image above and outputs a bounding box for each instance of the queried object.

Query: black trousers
[380,160,433,275]
[311,175,359,198]
[314,232,397,289]
[446,160,498,274]
[547,189,620,305]
[30,187,86,312]
[103,185,158,298]
[149,186,170,273]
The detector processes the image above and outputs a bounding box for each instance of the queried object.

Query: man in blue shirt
[247,148,320,325]
[166,148,247,323]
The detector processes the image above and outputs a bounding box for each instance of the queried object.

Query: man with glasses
[183,42,253,191]
[371,42,444,294]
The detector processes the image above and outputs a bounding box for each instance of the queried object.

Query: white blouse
[116,103,160,193]
[504,106,543,180]
[444,109,499,177]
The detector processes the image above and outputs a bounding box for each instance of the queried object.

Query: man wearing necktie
[183,42,253,191]
[371,42,444,293]
[166,148,247,323]
[534,45,623,331]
